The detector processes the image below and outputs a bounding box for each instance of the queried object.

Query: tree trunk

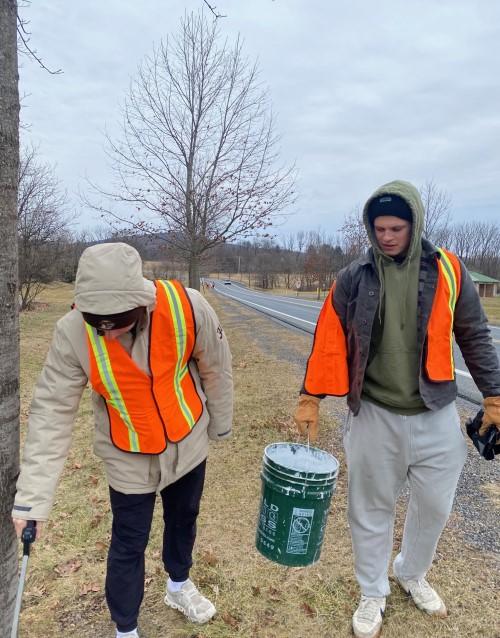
[188,253,200,290]
[0,1,21,635]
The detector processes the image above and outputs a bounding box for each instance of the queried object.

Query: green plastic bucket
[256,442,339,567]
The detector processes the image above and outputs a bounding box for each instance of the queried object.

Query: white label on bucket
[286,507,314,554]
[258,498,278,549]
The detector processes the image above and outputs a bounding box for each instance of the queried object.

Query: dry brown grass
[16,285,499,638]
[482,296,500,326]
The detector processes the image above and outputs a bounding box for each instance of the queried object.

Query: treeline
[207,219,500,292]
[17,147,499,307]
[20,216,500,309]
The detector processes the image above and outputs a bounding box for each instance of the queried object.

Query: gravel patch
[454,398,500,554]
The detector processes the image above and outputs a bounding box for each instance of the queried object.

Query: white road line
[221,287,323,308]
[216,288,317,326]
[455,368,473,379]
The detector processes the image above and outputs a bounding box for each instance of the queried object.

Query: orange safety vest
[85,280,203,454]
[303,248,462,395]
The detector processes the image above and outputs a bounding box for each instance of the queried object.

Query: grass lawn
[482,295,500,325]
[15,284,499,637]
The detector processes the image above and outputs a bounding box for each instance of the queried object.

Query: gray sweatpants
[343,399,467,598]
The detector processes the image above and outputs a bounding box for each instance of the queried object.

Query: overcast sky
[19,0,500,239]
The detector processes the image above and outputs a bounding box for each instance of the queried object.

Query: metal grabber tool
[11,521,37,638]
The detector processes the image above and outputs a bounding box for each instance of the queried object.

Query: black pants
[106,459,206,632]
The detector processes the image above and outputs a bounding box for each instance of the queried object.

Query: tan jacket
[13,246,232,522]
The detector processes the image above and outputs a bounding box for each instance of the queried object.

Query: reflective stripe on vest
[425,248,461,381]
[303,249,462,395]
[86,323,141,452]
[150,280,203,440]
[86,280,203,454]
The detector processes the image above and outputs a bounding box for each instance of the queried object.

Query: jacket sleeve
[331,266,351,333]
[13,321,88,521]
[454,261,500,398]
[191,291,233,441]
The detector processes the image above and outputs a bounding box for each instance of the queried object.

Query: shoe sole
[393,576,447,618]
[352,626,382,638]
[164,596,216,624]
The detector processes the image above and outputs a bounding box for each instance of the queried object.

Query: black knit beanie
[367,194,413,226]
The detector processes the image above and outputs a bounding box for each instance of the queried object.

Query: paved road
[213,280,500,405]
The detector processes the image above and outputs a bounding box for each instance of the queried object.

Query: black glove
[466,409,500,461]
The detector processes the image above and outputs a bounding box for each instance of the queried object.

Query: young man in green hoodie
[294,180,500,638]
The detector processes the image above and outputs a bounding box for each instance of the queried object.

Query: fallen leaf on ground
[267,586,282,601]
[200,549,218,567]
[54,558,82,576]
[301,602,316,617]
[80,582,101,595]
[221,611,239,628]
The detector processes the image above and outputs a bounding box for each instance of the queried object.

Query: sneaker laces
[177,582,212,613]
[408,578,436,603]
[356,596,384,623]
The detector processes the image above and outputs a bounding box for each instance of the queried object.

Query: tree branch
[203,0,226,19]
[16,11,62,74]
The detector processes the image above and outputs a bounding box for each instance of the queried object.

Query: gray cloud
[20,0,500,236]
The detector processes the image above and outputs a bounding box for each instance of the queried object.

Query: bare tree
[301,230,341,297]
[340,205,369,261]
[420,179,452,243]
[17,146,69,309]
[450,220,500,278]
[0,0,21,634]
[86,11,295,290]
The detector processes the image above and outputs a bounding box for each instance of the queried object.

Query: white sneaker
[394,572,447,617]
[352,596,386,638]
[164,579,216,623]
[116,630,139,638]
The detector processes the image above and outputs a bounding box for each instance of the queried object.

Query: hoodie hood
[74,242,156,314]
[363,179,425,262]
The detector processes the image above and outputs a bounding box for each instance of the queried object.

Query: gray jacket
[332,238,500,415]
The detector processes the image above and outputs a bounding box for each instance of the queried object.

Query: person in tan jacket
[12,243,233,638]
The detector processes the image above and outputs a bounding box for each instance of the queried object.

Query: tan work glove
[479,396,500,435]
[293,394,321,442]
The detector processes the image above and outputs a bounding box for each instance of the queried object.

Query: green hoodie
[361,180,427,414]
